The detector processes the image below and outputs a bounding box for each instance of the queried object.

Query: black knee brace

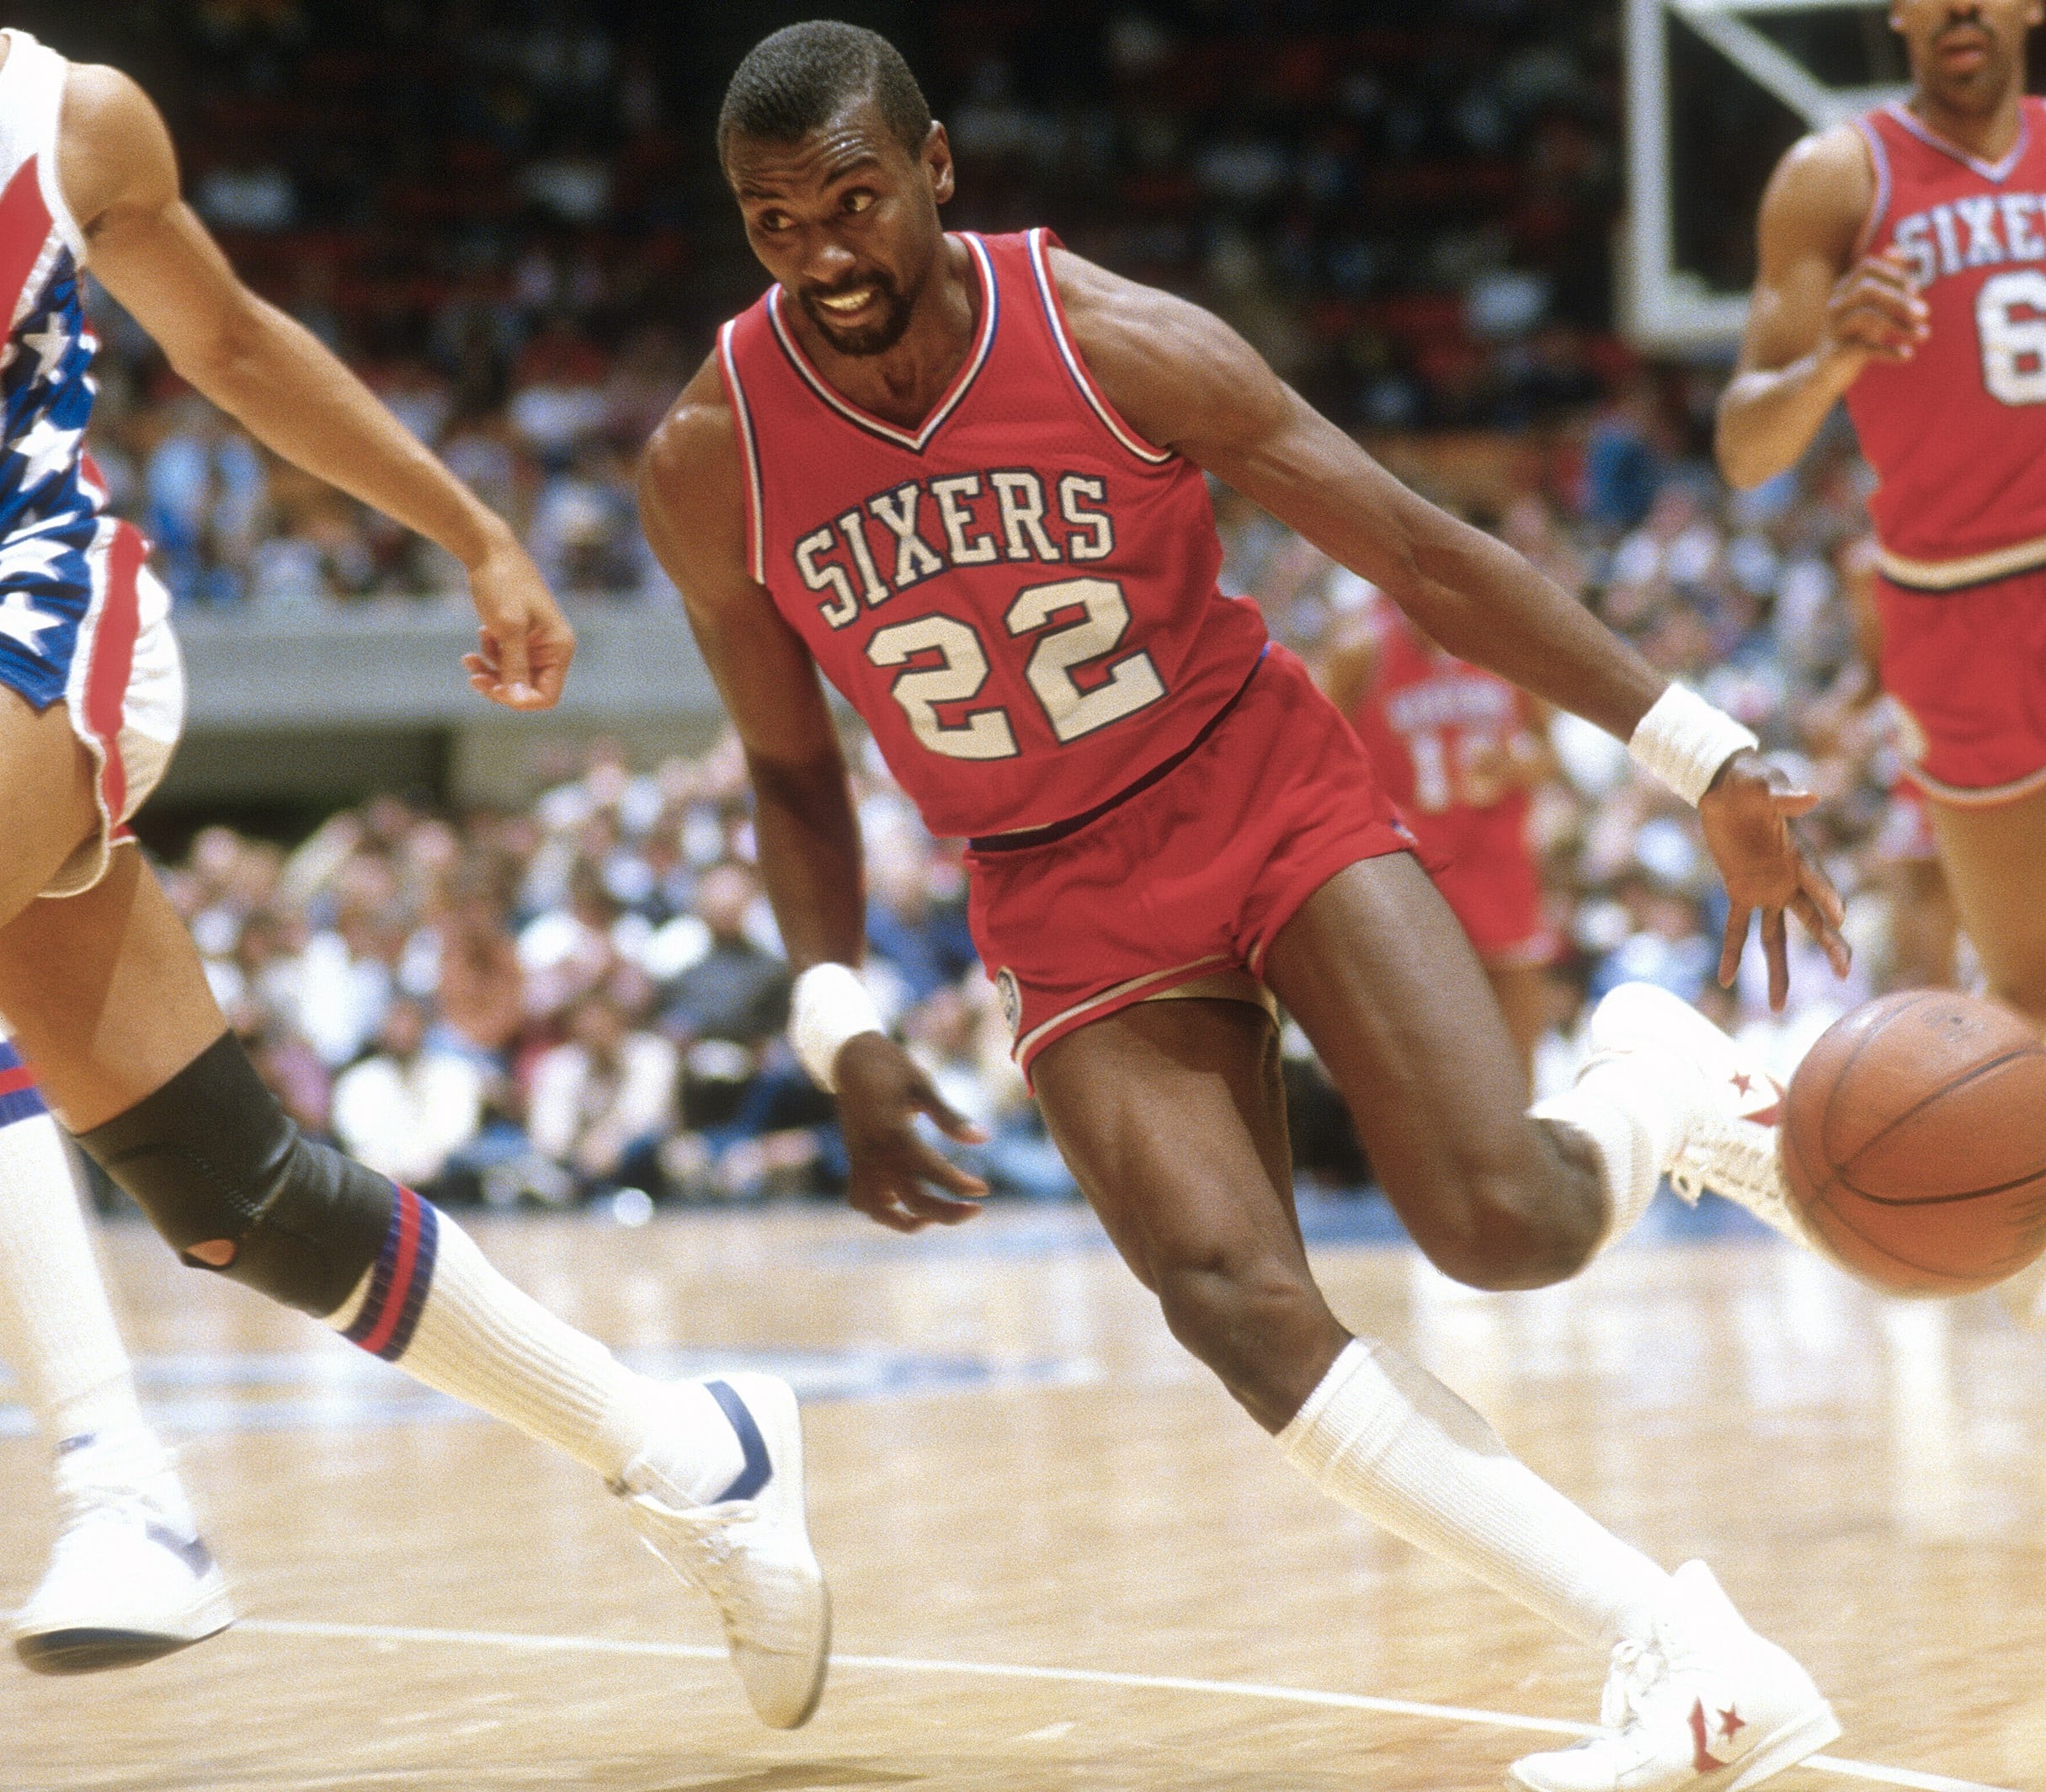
[75,1032,395,1318]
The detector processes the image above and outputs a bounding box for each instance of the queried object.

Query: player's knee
[1413,1139,1601,1292]
[74,1031,394,1318]
[1150,1243,1328,1400]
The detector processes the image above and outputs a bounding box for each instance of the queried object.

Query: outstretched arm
[1054,248,1848,1004]
[59,63,572,709]
[637,360,985,1229]
[1715,125,1918,491]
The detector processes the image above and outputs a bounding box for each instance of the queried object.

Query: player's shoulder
[1042,241,1228,361]
[54,58,177,226]
[637,352,751,579]
[1761,121,1876,236]
[640,353,741,493]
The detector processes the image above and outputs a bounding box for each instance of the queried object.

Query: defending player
[642,24,1849,1789]
[1717,0,2046,1027]
[0,28,826,1722]
[1319,591,1562,1083]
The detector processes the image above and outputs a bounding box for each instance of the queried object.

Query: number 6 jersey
[1848,99,2046,590]
[715,227,1269,839]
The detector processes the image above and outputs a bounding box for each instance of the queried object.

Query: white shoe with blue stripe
[12,1432,233,1674]
[617,1373,831,1729]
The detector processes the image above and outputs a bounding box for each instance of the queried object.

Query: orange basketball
[1782,991,2046,1295]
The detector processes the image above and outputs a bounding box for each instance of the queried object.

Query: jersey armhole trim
[1851,114,1891,261]
[715,320,767,587]
[1026,228,1174,467]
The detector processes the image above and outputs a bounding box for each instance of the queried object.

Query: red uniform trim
[1024,228,1174,466]
[765,235,999,453]
[715,319,767,585]
[82,522,145,825]
[0,156,52,329]
[0,1065,36,1102]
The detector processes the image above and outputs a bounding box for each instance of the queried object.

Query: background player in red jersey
[642,24,1851,1789]
[1718,0,2046,1029]
[1319,590,1562,1085]
[0,29,827,1723]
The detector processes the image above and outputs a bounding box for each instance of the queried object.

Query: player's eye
[842,189,876,215]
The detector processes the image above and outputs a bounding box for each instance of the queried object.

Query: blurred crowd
[163,733,1075,1214]
[29,0,1624,608]
[143,404,1956,1213]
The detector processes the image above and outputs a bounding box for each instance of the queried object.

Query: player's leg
[1262,853,1613,1288]
[1926,783,2046,1025]
[0,853,828,1725]
[1032,999,1835,1789]
[0,694,232,1668]
[1268,855,1799,1270]
[0,1043,232,1672]
[1485,961,1551,1092]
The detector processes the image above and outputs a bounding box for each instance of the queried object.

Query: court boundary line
[232,1617,2013,1792]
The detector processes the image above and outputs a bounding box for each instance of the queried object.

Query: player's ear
[923,121,955,205]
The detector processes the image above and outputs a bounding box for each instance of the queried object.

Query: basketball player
[1717,0,2046,1022]
[0,28,827,1723]
[1319,592,1562,1083]
[641,24,1849,1788]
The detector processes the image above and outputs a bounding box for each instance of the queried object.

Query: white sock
[0,1091,152,1454]
[1529,1053,1697,1255]
[1280,1338,1668,1649]
[328,1187,745,1501]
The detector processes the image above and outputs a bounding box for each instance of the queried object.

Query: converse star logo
[1689,1699,1745,1771]
[0,592,59,655]
[1730,1072,1754,1096]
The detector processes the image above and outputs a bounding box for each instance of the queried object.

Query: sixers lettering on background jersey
[717,227,1269,839]
[1848,98,2046,586]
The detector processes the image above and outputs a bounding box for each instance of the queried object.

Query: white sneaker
[12,1433,233,1674]
[1510,1560,1839,1792]
[1585,984,1819,1251]
[617,1373,830,1729]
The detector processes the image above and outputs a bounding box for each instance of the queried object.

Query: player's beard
[797,270,914,357]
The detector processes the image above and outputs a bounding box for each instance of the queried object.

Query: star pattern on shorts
[0,591,60,655]
[19,314,68,382]
[9,412,82,489]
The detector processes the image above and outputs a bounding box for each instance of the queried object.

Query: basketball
[1782,991,2046,1295]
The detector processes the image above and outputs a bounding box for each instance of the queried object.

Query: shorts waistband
[1878,533,2046,592]
[968,645,1268,854]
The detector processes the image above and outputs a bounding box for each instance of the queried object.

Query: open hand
[459,528,576,710]
[833,1032,989,1232]
[1697,749,1850,1010]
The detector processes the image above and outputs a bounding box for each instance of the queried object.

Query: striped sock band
[339,1182,440,1362]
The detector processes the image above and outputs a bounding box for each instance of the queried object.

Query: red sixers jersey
[716,228,1270,839]
[1847,99,2046,584]
[1344,601,1535,864]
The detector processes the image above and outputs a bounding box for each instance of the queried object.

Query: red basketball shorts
[1412,813,1559,968]
[1877,568,2046,806]
[967,643,1410,1079]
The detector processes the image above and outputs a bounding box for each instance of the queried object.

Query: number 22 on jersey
[866,575,1166,760]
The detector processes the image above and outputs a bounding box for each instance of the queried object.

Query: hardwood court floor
[2,1203,2042,1791]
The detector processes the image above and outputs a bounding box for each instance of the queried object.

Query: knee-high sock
[1281,1338,1667,1650]
[1529,1055,1694,1256]
[0,1071,148,1453]
[328,1187,745,1502]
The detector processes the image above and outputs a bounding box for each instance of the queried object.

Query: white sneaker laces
[631,1496,807,1656]
[1600,1632,1676,1732]
[1671,1117,1820,1250]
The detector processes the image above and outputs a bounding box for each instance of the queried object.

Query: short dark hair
[718,21,931,168]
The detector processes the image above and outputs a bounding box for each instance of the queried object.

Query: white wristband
[790,963,885,1093]
[1627,683,1758,806]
